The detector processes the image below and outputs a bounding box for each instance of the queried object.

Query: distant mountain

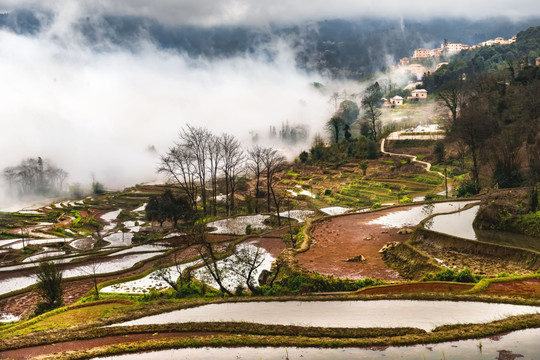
[1,9,538,79]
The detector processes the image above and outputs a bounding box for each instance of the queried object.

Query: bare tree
[158,146,199,210]
[85,257,102,300]
[193,223,233,296]
[262,147,286,215]
[221,134,245,216]
[180,125,212,215]
[207,134,222,216]
[361,82,382,141]
[454,96,495,185]
[3,157,68,197]
[438,81,466,134]
[230,244,266,293]
[247,145,264,213]
[154,252,193,292]
[328,92,342,112]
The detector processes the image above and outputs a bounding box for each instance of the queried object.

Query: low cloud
[0,25,332,204]
[0,0,537,28]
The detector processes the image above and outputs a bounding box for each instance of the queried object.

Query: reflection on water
[0,252,163,296]
[110,300,538,332]
[425,205,479,240]
[424,205,540,252]
[368,201,478,228]
[95,328,540,360]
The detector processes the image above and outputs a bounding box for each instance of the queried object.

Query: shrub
[366,140,378,159]
[175,283,202,298]
[234,285,244,296]
[399,196,412,204]
[455,268,476,283]
[34,261,63,315]
[423,268,478,283]
[432,268,456,281]
[299,151,309,163]
[91,181,105,195]
[371,202,381,209]
[456,182,480,197]
[273,273,381,293]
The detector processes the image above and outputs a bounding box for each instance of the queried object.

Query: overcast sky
[0,0,539,27]
[0,0,538,207]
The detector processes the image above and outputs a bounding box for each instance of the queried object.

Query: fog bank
[0,28,333,206]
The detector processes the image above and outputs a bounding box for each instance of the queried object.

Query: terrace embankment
[379,241,441,280]
[409,228,540,276]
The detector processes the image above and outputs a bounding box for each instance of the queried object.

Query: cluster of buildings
[382,89,428,108]
[396,35,517,81]
[408,35,517,61]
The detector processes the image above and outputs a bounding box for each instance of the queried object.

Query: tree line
[157,125,287,221]
[438,63,539,205]
[2,157,68,197]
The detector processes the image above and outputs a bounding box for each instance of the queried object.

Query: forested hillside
[423,25,540,91]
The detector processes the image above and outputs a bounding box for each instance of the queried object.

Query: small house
[409,89,428,100]
[390,96,403,106]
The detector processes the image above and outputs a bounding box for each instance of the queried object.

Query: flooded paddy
[0,238,72,249]
[109,244,169,256]
[424,205,479,240]
[111,300,538,331]
[22,251,70,263]
[101,259,203,294]
[207,215,270,235]
[103,232,134,247]
[319,206,351,215]
[276,210,314,223]
[297,201,478,280]
[425,205,540,252]
[69,237,96,250]
[192,243,275,291]
[0,252,164,295]
[368,201,478,229]
[94,327,540,359]
[0,313,20,323]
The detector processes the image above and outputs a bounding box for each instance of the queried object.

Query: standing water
[110,300,539,331]
[94,327,540,359]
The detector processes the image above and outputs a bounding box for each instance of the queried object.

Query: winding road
[381,133,446,178]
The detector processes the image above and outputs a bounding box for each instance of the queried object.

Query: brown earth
[245,237,286,258]
[481,279,540,298]
[0,332,218,360]
[296,207,416,281]
[358,282,473,295]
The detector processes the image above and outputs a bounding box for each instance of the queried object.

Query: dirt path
[296,208,414,280]
[381,136,445,177]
